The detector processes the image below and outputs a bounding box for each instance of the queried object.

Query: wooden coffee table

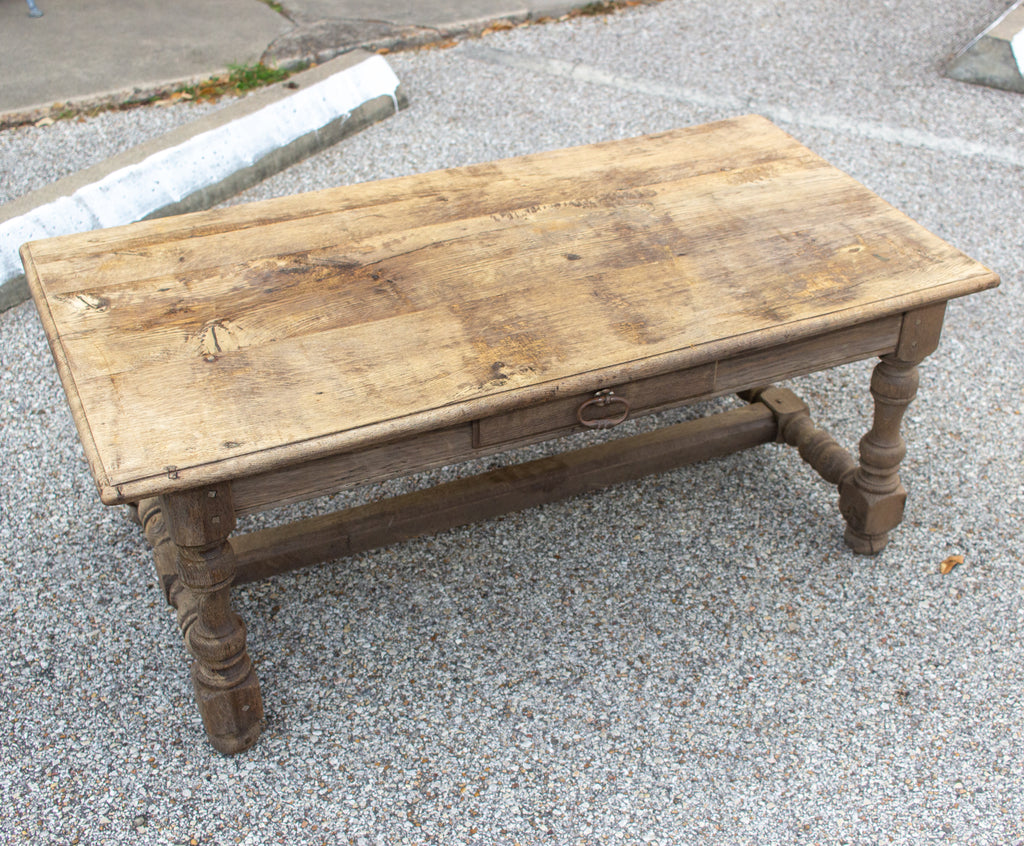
[21,115,998,754]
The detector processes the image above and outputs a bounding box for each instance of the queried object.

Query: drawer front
[471,315,903,452]
[473,363,716,449]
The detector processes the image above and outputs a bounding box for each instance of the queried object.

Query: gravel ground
[0,101,231,207]
[1,1,1022,844]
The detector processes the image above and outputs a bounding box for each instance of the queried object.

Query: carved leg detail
[755,387,858,485]
[138,497,198,640]
[839,355,920,555]
[160,484,263,754]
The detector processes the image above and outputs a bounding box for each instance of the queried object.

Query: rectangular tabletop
[21,115,999,504]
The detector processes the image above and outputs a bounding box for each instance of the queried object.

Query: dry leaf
[939,554,964,575]
[34,117,55,127]
[482,21,516,34]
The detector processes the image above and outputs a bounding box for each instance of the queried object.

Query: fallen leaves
[152,90,194,107]
[481,21,517,35]
[939,554,964,575]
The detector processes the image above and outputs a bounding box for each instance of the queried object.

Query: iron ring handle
[577,389,630,429]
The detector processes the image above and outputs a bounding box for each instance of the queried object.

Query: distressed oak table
[21,116,999,754]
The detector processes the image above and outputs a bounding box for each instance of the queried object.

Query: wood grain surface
[21,115,999,503]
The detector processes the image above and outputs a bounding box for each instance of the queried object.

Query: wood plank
[19,248,113,497]
[40,157,848,372]
[42,161,967,367]
[229,402,779,583]
[24,116,806,281]
[22,115,1000,504]
[55,175,988,497]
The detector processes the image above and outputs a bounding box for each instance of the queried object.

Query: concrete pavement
[0,0,290,121]
[0,0,607,124]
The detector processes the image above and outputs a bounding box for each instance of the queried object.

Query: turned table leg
[838,355,919,554]
[839,304,946,555]
[159,483,264,754]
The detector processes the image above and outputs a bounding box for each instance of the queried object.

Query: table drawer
[473,363,716,449]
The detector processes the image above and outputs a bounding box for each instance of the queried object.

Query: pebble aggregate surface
[1,1,1022,844]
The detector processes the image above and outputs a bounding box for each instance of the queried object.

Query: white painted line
[463,45,745,112]
[463,45,1024,170]
[4,54,401,287]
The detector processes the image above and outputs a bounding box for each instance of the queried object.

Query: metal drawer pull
[577,389,630,429]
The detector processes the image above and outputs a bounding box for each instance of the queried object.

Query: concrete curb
[0,50,406,313]
[946,0,1024,93]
